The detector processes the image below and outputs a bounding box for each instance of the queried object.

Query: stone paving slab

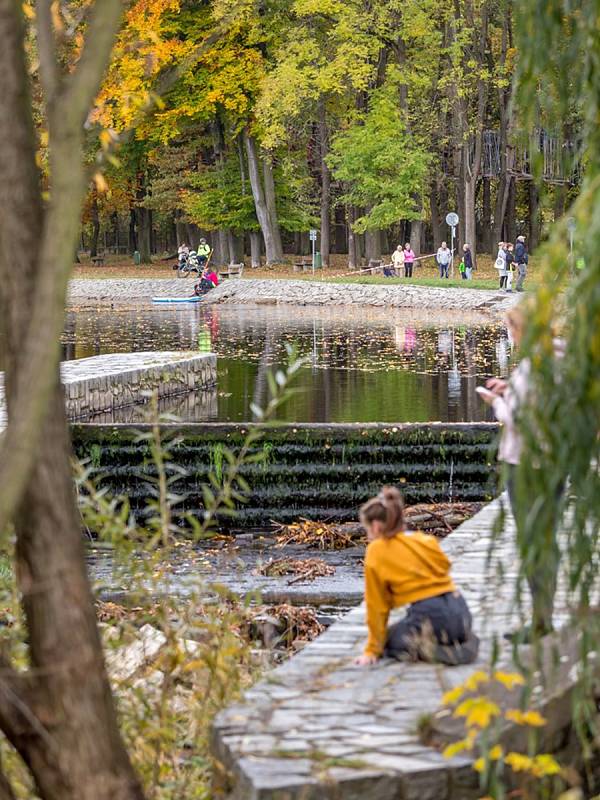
[211,497,571,800]
[0,351,216,426]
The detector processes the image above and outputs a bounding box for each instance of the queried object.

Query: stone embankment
[68,277,518,313]
[205,279,518,313]
[0,352,216,427]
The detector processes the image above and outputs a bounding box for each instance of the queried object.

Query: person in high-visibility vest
[197,238,211,267]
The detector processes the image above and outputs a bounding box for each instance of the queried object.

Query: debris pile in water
[273,519,356,550]
[273,502,483,548]
[256,557,335,582]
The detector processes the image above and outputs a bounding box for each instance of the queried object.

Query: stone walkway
[211,497,570,800]
[205,279,519,313]
[68,277,518,314]
[0,352,216,426]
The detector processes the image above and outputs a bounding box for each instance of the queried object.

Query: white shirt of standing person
[392,246,405,268]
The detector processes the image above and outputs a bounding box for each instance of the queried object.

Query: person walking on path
[436,242,451,278]
[355,486,479,666]
[391,245,405,276]
[504,243,515,292]
[478,306,564,642]
[403,243,415,278]
[494,241,508,289]
[463,243,473,280]
[514,235,528,291]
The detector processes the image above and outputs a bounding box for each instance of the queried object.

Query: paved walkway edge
[211,497,570,800]
[0,352,216,426]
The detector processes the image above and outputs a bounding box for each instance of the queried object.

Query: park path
[211,496,570,800]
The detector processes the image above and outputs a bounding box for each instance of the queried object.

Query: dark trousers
[404,262,413,278]
[384,592,478,665]
[506,465,562,635]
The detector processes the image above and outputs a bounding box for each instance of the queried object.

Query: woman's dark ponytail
[359,486,404,537]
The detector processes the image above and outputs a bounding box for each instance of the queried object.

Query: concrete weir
[0,352,216,426]
[211,498,573,800]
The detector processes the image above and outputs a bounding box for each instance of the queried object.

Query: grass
[328,275,501,290]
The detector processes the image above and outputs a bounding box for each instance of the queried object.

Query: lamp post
[445,212,459,278]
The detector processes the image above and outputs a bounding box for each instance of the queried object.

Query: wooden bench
[366,258,383,275]
[293,258,312,273]
[220,263,244,280]
[91,252,106,266]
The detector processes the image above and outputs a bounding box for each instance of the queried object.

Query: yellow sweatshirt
[363,531,456,657]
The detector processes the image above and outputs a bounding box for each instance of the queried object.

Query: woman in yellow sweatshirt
[356,486,479,666]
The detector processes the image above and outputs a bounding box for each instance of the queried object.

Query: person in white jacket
[479,306,564,642]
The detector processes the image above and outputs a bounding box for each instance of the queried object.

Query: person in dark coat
[462,244,473,279]
[514,235,528,292]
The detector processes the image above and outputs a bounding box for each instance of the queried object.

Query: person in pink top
[403,243,415,278]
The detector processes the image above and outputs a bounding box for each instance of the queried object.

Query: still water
[62,304,514,423]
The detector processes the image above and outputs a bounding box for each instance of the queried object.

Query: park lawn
[327,275,500,290]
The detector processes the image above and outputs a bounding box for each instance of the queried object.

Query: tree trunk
[464,173,477,257]
[348,206,358,268]
[318,102,330,267]
[90,191,100,258]
[128,206,137,253]
[136,207,152,263]
[0,4,145,800]
[262,155,284,262]
[528,181,541,252]
[505,178,517,242]
[410,219,422,257]
[430,183,446,248]
[481,177,492,253]
[250,230,261,267]
[364,228,381,261]
[244,130,284,265]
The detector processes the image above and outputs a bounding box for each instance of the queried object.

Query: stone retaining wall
[71,422,499,526]
[0,352,216,426]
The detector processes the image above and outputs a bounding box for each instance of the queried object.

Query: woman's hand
[486,378,508,395]
[354,653,379,666]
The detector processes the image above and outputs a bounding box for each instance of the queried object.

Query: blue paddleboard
[151,296,203,304]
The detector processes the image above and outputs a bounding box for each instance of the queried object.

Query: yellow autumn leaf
[464,670,490,691]
[454,697,500,728]
[505,709,547,727]
[473,757,486,773]
[22,2,35,19]
[442,737,473,759]
[493,670,525,690]
[442,684,466,706]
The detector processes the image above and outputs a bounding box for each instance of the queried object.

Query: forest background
[77,0,581,268]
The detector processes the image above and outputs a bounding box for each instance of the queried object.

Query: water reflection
[61,305,514,423]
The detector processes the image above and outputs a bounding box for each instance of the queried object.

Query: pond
[63,304,514,423]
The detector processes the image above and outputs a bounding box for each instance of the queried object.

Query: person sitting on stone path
[193,266,218,296]
[355,486,479,667]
